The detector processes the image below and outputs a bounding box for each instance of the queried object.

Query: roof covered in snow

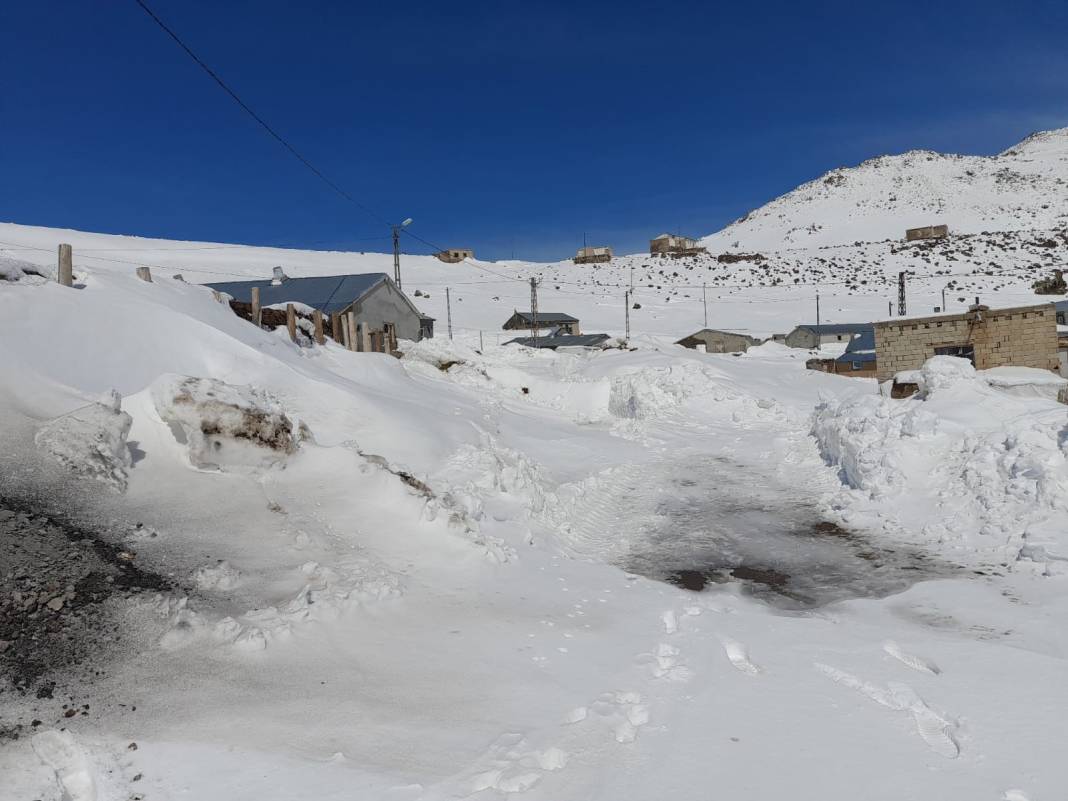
[205,273,391,314]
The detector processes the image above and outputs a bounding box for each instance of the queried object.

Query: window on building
[934,344,975,365]
[851,361,863,371]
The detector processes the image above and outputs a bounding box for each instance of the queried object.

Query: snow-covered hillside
[700,128,1068,252]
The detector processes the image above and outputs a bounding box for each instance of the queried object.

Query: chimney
[271,266,287,286]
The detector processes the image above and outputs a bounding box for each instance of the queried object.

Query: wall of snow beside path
[0,269,489,477]
[813,356,1068,566]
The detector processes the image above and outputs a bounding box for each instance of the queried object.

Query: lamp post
[392,217,413,289]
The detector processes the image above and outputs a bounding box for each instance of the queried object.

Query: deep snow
[2,231,1067,800]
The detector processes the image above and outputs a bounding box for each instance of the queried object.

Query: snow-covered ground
[3,126,1068,800]
[2,221,1067,801]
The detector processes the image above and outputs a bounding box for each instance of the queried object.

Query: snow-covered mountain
[701,128,1068,252]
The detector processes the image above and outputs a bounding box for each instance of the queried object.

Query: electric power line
[132,0,389,226]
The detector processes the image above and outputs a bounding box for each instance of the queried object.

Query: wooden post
[384,322,397,354]
[329,312,342,343]
[313,310,325,345]
[360,323,372,353]
[347,313,358,351]
[136,266,153,282]
[250,286,261,327]
[286,303,297,342]
[57,244,73,287]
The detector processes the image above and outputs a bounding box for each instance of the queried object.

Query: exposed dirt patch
[0,499,173,697]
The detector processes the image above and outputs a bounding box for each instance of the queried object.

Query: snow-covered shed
[206,271,431,341]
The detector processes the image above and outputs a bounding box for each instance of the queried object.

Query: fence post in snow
[286,304,297,342]
[313,310,325,345]
[330,312,342,344]
[135,266,153,283]
[359,322,371,353]
[251,287,261,328]
[347,314,358,352]
[57,244,73,287]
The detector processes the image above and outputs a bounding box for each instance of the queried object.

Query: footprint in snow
[721,637,761,675]
[815,663,960,758]
[883,641,941,675]
[463,733,569,795]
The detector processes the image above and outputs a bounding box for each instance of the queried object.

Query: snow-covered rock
[151,375,310,472]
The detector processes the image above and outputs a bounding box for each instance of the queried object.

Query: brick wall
[873,304,1060,382]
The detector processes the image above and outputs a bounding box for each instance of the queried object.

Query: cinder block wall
[874,304,1059,382]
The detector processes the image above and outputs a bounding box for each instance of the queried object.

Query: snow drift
[813,357,1068,564]
[150,375,310,471]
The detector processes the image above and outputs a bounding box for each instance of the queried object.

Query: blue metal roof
[835,329,877,364]
[204,273,390,315]
[505,333,611,349]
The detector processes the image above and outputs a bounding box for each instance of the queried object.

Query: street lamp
[392,218,413,289]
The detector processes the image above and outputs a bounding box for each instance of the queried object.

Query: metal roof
[793,323,873,335]
[834,329,876,364]
[204,273,391,315]
[510,311,579,323]
[505,333,610,349]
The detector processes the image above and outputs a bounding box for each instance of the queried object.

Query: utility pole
[446,287,453,340]
[392,217,413,290]
[888,300,892,316]
[898,271,906,316]
[630,264,634,291]
[529,277,539,345]
[941,286,947,312]
[815,293,821,346]
[702,283,708,328]
[479,330,484,351]
[625,290,631,342]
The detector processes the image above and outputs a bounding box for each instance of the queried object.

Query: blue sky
[2,0,1066,261]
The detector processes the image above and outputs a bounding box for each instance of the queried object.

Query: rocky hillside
[700,128,1068,252]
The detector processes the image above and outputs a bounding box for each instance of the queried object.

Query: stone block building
[435,248,474,263]
[573,246,613,264]
[873,303,1060,382]
[650,233,707,257]
[905,224,949,242]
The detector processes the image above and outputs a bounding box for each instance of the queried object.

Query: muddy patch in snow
[0,498,174,711]
[612,457,957,609]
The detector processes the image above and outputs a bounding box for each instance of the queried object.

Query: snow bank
[608,362,739,419]
[813,356,1068,563]
[150,375,310,471]
[0,256,48,282]
[34,389,133,490]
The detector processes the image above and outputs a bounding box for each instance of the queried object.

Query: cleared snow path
[619,453,953,607]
